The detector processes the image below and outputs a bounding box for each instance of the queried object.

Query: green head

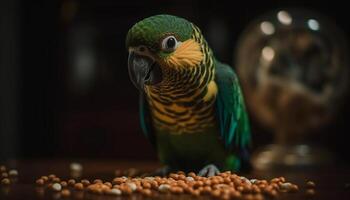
[126,14,205,91]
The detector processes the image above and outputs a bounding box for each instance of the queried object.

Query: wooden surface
[1,160,350,200]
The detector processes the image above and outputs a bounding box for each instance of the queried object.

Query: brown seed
[120,185,132,195]
[52,177,61,183]
[142,181,151,189]
[237,186,244,192]
[48,174,56,180]
[279,177,286,183]
[60,181,68,187]
[211,189,221,197]
[290,184,299,192]
[306,181,316,188]
[252,185,261,193]
[74,183,84,190]
[141,189,152,196]
[194,180,204,188]
[270,178,279,183]
[36,179,45,186]
[1,178,11,185]
[68,179,76,186]
[169,173,179,180]
[211,178,220,185]
[61,189,71,197]
[41,176,49,182]
[191,189,200,197]
[104,182,112,188]
[188,172,196,178]
[306,189,315,197]
[81,179,90,186]
[93,179,102,184]
[1,172,8,178]
[0,165,6,172]
[202,186,212,194]
[112,177,126,184]
[170,186,183,194]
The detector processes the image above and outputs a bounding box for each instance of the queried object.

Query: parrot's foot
[146,166,172,177]
[198,164,220,177]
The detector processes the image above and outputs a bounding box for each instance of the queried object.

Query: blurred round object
[236,9,349,169]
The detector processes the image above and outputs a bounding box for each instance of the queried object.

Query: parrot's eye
[161,36,178,52]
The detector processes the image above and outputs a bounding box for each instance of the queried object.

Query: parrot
[126,14,251,176]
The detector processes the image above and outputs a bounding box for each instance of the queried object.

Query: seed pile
[0,165,18,186]
[36,171,302,199]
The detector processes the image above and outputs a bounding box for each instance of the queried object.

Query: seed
[93,179,102,184]
[104,182,112,188]
[61,189,71,197]
[202,186,212,194]
[8,170,18,177]
[141,189,152,196]
[68,179,76,186]
[290,184,299,192]
[306,181,316,188]
[1,173,8,178]
[60,181,67,187]
[169,173,179,180]
[188,172,196,178]
[270,178,280,183]
[126,182,137,191]
[306,189,315,196]
[36,179,45,186]
[191,189,200,197]
[0,166,6,172]
[52,183,62,192]
[52,177,60,183]
[158,184,171,192]
[211,189,221,197]
[41,176,49,182]
[81,179,90,186]
[120,185,132,195]
[1,178,10,185]
[108,188,121,196]
[279,177,286,183]
[177,171,185,175]
[280,182,292,191]
[48,174,56,180]
[74,183,84,190]
[142,181,151,189]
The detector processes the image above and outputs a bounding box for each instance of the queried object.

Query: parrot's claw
[198,164,220,177]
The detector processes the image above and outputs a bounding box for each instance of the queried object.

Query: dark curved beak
[128,51,162,91]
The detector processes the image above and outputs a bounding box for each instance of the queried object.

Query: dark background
[1,0,349,163]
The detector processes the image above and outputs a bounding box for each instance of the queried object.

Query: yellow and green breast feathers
[144,24,217,134]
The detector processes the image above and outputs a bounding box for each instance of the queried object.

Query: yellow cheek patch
[163,39,203,68]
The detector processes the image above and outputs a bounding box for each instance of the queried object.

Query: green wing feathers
[214,60,251,151]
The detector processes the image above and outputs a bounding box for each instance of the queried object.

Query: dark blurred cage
[1,0,350,163]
